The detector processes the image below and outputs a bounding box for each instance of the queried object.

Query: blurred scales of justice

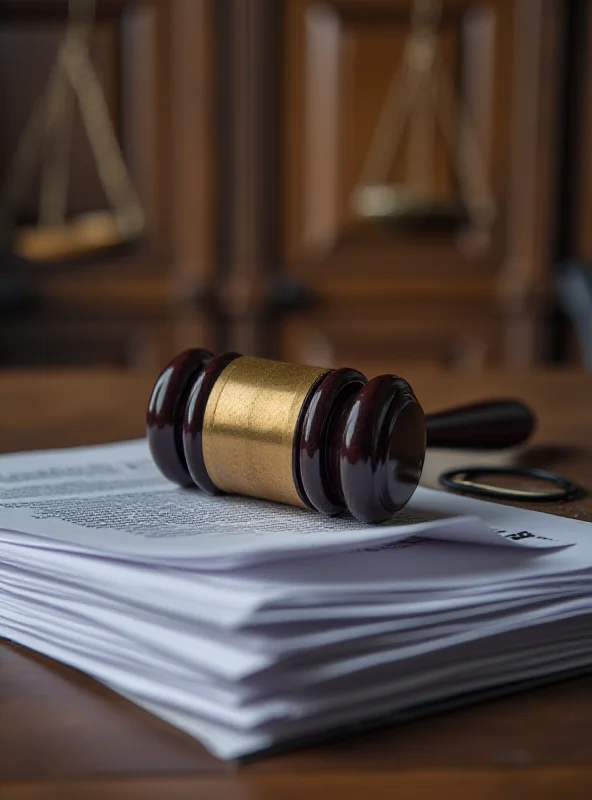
[352,0,495,233]
[0,0,494,263]
[0,0,144,264]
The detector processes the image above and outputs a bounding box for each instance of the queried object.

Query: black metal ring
[439,466,582,503]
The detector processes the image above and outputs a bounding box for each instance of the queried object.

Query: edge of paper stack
[0,440,590,760]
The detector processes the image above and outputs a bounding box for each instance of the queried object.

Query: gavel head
[146,349,427,523]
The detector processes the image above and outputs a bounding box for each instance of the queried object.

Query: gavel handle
[425,399,536,450]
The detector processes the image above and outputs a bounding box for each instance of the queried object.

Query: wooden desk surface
[1,369,591,799]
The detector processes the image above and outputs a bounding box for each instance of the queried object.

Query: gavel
[147,349,535,523]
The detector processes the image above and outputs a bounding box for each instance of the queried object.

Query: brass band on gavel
[147,349,535,523]
[203,357,329,508]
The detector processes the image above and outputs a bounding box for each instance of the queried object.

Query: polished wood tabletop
[1,368,591,799]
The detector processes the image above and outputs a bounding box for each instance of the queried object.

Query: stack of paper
[0,440,591,759]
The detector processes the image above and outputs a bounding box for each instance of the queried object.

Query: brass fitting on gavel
[147,350,535,523]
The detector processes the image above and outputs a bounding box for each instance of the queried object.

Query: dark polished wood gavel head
[146,349,535,524]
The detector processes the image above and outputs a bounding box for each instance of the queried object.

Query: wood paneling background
[0,0,587,374]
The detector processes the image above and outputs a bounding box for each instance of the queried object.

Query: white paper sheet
[0,440,578,567]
